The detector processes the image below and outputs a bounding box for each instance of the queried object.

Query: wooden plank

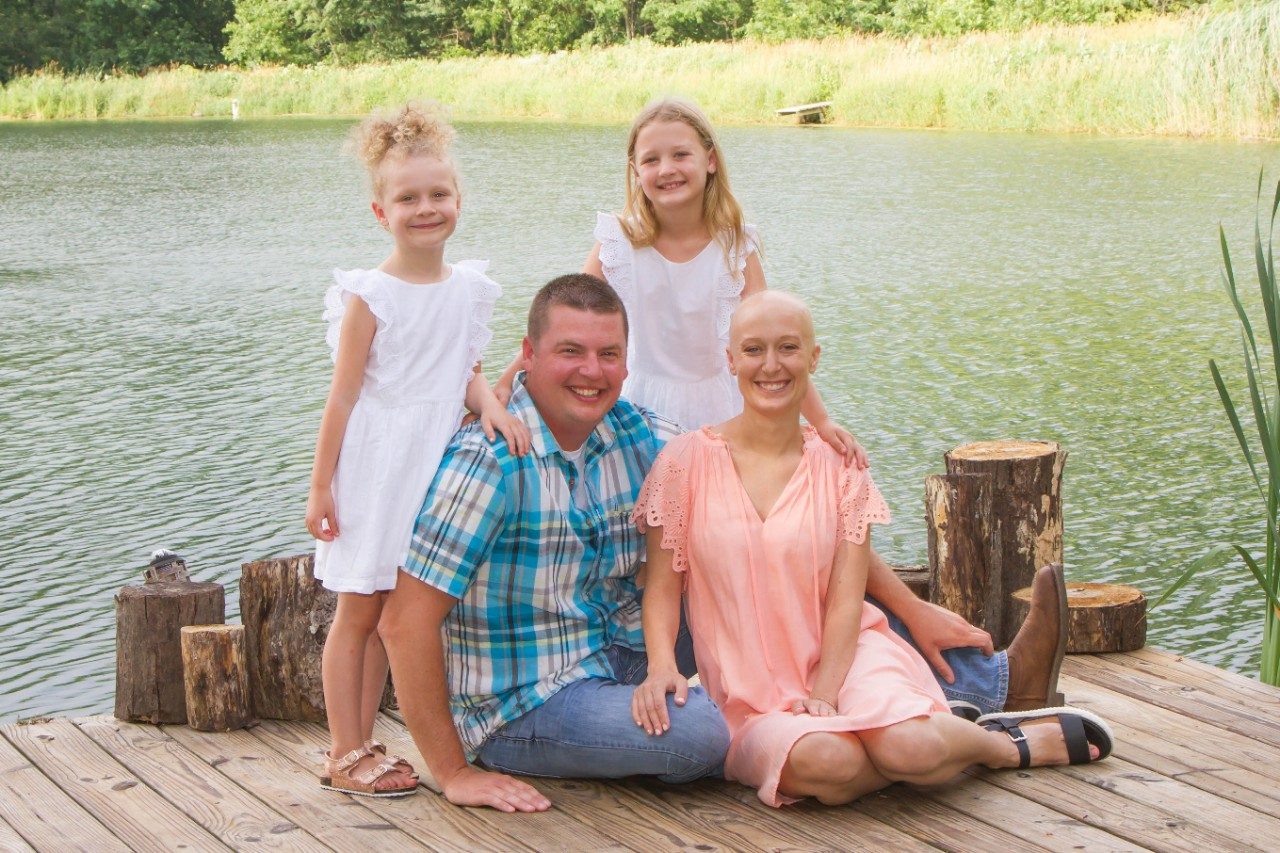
[915,772,1148,852]
[1056,754,1280,847]
[0,735,123,853]
[1064,655,1280,750]
[74,716,322,851]
[1060,674,1280,806]
[2,720,222,852]
[0,812,35,852]
[160,723,429,853]
[630,776,933,852]
[976,764,1261,852]
[1115,648,1280,704]
[251,718,613,852]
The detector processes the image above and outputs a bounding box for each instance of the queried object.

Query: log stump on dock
[180,624,252,731]
[114,581,225,723]
[925,473,1002,639]
[944,440,1066,647]
[1010,582,1147,653]
[240,554,394,722]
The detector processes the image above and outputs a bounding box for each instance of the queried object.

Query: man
[381,274,1065,812]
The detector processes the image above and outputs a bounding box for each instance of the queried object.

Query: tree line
[0,0,1202,81]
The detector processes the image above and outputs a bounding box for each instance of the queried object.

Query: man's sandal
[975,707,1114,768]
[365,739,419,782]
[320,746,418,798]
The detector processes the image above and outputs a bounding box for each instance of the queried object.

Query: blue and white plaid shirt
[403,376,680,756]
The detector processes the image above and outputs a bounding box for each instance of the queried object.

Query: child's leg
[777,732,892,806]
[359,594,390,736]
[856,712,1086,786]
[322,592,412,789]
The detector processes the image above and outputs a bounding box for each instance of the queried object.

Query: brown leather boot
[1004,564,1068,711]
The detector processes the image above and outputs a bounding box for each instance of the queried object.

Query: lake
[1,118,1276,722]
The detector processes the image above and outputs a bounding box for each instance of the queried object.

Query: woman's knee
[862,719,948,779]
[785,732,866,790]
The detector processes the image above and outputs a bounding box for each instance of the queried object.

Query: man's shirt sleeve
[403,437,508,599]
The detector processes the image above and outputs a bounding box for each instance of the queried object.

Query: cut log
[180,624,252,731]
[1010,582,1146,653]
[889,564,931,601]
[925,473,1002,638]
[114,581,225,723]
[240,554,393,721]
[945,440,1066,646]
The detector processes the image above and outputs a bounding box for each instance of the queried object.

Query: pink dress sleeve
[632,439,694,573]
[837,467,892,545]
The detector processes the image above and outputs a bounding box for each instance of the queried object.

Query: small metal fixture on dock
[775,101,832,124]
[144,548,189,584]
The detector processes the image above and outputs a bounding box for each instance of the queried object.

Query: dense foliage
[0,0,1210,79]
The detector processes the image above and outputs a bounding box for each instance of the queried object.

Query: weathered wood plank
[0,734,122,853]
[2,719,222,852]
[1064,654,1280,750]
[74,716,321,850]
[161,723,428,853]
[1117,648,1280,705]
[1060,674,1280,806]
[383,711,934,851]
[976,764,1261,852]
[920,773,1148,852]
[251,718,613,852]
[0,812,36,852]
[1060,754,1280,847]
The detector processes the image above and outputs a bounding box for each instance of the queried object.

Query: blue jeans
[871,596,1008,715]
[475,642,728,782]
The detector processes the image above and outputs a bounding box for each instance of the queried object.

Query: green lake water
[1,118,1277,721]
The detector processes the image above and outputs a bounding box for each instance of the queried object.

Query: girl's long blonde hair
[620,98,752,276]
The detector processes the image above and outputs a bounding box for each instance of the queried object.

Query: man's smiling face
[522,305,628,451]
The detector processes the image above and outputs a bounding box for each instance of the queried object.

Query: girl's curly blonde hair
[352,101,456,194]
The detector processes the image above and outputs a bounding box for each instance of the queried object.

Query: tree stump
[889,564,931,601]
[181,625,252,731]
[240,554,394,722]
[115,582,224,723]
[1010,582,1146,653]
[925,473,1002,638]
[945,440,1066,647]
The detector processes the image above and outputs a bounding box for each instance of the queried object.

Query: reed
[1,7,1278,139]
[1162,175,1280,685]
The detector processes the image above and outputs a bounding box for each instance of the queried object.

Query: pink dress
[634,428,948,807]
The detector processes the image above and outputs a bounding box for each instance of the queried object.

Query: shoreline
[3,9,1279,140]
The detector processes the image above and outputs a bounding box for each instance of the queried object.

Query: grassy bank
[3,5,1279,138]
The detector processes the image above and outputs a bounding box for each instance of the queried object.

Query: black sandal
[976,706,1114,768]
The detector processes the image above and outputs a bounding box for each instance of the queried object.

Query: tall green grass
[2,6,1278,138]
[1161,176,1280,685]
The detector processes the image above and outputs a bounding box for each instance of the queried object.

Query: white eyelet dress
[314,261,499,594]
[594,213,759,431]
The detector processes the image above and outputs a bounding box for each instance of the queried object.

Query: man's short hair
[527,274,629,342]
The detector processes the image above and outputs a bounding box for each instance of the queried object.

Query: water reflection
[0,118,1276,721]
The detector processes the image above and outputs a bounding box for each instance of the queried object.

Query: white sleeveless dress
[594,213,759,431]
[314,261,499,593]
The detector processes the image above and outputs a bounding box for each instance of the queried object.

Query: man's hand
[904,600,994,683]
[440,765,551,812]
[631,667,688,735]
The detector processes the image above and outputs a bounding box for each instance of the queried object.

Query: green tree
[75,0,234,70]
[745,0,889,39]
[223,0,317,65]
[640,0,750,44]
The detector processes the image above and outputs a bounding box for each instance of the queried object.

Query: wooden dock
[2,647,1279,851]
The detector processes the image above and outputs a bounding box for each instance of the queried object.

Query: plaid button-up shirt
[403,376,679,756]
